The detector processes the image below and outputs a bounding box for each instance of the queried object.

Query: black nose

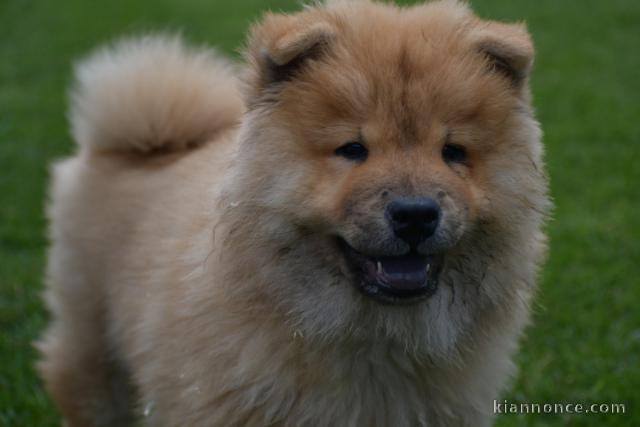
[387,198,441,247]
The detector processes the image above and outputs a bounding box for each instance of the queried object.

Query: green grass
[1,0,638,425]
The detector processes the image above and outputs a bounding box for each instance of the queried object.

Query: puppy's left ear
[244,13,336,102]
[473,22,534,87]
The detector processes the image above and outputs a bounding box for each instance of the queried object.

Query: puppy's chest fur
[144,329,472,427]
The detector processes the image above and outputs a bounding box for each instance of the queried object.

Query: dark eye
[442,143,467,164]
[335,142,368,162]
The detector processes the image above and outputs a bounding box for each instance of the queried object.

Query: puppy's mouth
[337,238,444,304]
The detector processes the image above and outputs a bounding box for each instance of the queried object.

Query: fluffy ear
[473,22,534,86]
[244,14,336,100]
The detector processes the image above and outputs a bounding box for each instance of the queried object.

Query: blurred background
[0,0,638,426]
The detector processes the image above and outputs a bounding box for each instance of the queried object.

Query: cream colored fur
[70,35,243,153]
[37,1,549,426]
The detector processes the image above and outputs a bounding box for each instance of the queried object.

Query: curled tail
[70,35,245,154]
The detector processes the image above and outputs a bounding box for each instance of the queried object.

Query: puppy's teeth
[377,261,383,274]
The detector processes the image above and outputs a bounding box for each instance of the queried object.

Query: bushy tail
[70,35,245,154]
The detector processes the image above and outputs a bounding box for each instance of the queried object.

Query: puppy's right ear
[244,14,336,102]
[472,22,534,87]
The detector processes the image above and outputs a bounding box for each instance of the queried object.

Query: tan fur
[70,35,244,153]
[37,1,550,426]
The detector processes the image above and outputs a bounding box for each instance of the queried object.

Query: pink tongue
[378,254,429,290]
[380,254,427,274]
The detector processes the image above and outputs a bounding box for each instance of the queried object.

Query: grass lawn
[1,0,638,425]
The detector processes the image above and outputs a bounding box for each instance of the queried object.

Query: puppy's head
[223,0,549,358]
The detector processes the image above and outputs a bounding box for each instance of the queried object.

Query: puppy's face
[230,0,548,354]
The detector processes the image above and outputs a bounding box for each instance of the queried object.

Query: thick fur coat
[37,1,550,426]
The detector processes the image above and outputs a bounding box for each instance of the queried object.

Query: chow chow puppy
[37,0,550,425]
